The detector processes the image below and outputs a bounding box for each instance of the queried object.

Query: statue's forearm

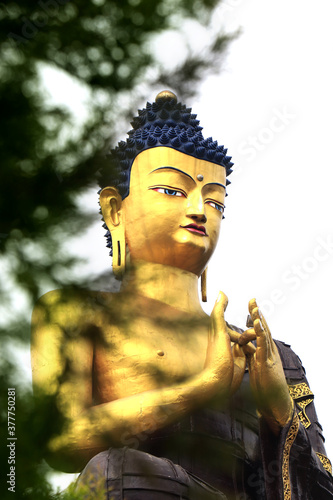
[48,362,232,469]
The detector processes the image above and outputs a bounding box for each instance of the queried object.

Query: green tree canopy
[0,1,234,497]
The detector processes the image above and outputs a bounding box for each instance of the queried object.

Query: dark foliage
[0,1,234,497]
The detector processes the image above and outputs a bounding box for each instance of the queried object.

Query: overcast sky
[199,0,333,460]
[37,0,333,490]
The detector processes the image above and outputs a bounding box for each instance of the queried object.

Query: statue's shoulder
[31,289,120,388]
[32,288,120,329]
[35,287,116,304]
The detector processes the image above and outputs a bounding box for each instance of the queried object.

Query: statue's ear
[99,187,123,231]
[100,187,126,278]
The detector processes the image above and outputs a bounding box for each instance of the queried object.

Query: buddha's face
[122,147,226,276]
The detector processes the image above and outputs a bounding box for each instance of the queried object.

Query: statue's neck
[120,261,205,316]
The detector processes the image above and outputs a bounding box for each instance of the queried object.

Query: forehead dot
[197,174,204,182]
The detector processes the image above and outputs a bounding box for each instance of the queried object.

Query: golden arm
[31,291,238,472]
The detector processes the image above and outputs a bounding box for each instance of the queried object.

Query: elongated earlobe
[111,227,126,278]
[201,267,207,302]
[100,187,126,278]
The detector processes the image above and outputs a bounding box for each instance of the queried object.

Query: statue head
[99,91,233,278]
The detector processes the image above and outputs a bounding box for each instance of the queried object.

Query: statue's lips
[180,224,207,236]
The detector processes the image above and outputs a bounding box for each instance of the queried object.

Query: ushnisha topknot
[99,90,233,200]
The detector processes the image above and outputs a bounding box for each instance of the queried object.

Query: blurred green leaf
[0,0,235,497]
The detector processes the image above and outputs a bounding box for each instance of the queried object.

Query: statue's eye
[205,200,225,213]
[152,187,185,197]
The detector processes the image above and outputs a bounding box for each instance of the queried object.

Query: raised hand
[206,292,247,397]
[238,299,293,434]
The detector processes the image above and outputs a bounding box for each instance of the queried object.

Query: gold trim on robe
[316,452,333,476]
[282,412,300,500]
[288,383,314,429]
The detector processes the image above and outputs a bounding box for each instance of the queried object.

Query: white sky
[35,0,333,491]
[200,0,333,460]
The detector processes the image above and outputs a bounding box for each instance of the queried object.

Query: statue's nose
[186,212,207,223]
[186,192,207,223]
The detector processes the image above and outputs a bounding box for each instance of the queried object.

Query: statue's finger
[238,328,256,345]
[250,306,260,322]
[248,298,258,315]
[253,318,273,360]
[242,342,256,355]
[228,327,256,354]
[258,309,272,336]
[226,327,241,343]
[211,291,228,334]
[249,301,272,338]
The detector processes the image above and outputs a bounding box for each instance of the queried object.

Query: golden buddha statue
[31,91,333,499]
